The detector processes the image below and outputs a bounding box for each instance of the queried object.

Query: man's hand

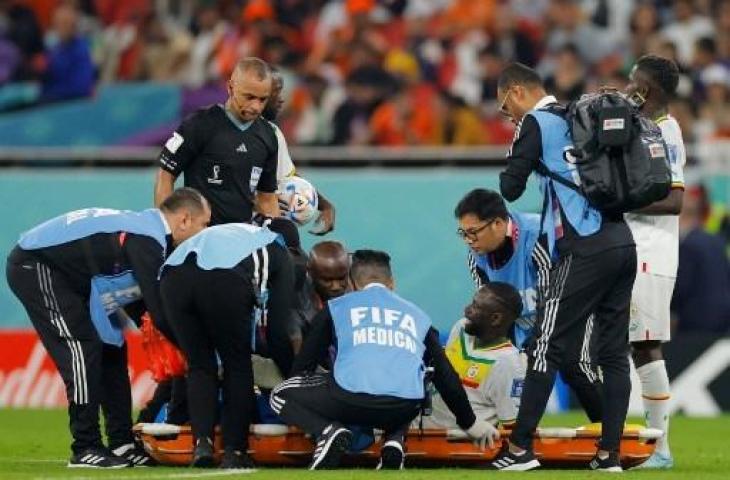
[310,193,335,235]
[466,420,501,450]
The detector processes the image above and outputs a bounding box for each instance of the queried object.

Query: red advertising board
[0,330,155,408]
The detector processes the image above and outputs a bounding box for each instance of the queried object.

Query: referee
[490,63,636,472]
[154,57,280,224]
[160,222,294,469]
[5,188,210,468]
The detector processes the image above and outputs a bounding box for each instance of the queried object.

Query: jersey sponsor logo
[249,166,262,192]
[510,378,524,398]
[164,132,184,154]
[236,142,248,153]
[207,164,223,185]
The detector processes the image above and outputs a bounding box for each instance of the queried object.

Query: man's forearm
[154,169,176,207]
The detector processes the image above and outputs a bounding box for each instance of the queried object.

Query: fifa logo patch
[207,164,223,185]
[511,379,524,398]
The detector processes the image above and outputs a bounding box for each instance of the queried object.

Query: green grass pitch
[0,410,727,479]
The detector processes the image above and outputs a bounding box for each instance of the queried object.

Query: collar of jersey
[157,209,172,235]
[221,104,254,132]
[534,95,558,110]
[458,329,499,365]
[362,282,388,290]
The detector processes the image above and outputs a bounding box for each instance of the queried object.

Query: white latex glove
[465,420,500,451]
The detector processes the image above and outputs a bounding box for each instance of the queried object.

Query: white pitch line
[31,469,257,480]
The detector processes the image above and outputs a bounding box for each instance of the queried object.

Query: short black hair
[159,187,208,214]
[351,249,392,285]
[636,54,679,97]
[454,189,509,221]
[482,282,523,320]
[497,62,543,91]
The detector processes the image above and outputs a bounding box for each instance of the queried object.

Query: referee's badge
[249,166,262,192]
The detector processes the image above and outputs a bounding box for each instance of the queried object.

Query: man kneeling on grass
[270,249,499,470]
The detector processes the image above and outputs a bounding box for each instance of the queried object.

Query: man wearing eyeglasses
[491,63,636,472]
[454,188,602,423]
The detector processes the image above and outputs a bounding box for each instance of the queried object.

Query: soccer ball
[277,176,319,226]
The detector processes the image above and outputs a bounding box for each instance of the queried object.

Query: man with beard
[417,283,525,431]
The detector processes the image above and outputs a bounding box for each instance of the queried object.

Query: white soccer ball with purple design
[277,176,319,226]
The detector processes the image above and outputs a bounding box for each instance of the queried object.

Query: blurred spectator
[439,91,484,145]
[40,3,94,103]
[0,0,44,82]
[331,66,388,145]
[671,185,730,335]
[544,43,586,102]
[489,3,539,67]
[369,79,442,146]
[661,0,714,67]
[184,4,226,88]
[696,65,730,139]
[628,2,663,62]
[292,73,345,145]
[135,13,191,82]
[543,0,617,66]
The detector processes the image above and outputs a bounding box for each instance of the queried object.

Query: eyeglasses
[457,219,496,240]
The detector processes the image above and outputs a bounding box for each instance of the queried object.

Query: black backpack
[537,93,672,213]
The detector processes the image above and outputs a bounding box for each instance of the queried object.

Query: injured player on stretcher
[415,282,526,431]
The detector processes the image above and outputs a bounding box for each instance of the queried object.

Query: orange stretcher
[134,422,661,469]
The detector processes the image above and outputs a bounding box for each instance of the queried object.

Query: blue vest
[473,211,541,349]
[529,109,603,256]
[163,223,281,271]
[329,285,431,400]
[19,208,168,347]
[163,223,283,349]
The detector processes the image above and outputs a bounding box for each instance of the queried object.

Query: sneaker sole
[594,466,623,473]
[67,463,130,469]
[499,459,541,471]
[192,454,215,468]
[309,428,353,470]
[378,445,404,470]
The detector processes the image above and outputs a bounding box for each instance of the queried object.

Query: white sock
[636,360,671,457]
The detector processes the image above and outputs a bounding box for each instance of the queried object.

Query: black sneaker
[68,448,132,469]
[377,440,405,470]
[220,449,256,469]
[112,443,157,467]
[191,437,215,468]
[492,447,541,471]
[309,423,352,470]
[589,451,623,472]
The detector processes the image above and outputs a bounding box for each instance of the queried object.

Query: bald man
[154,57,280,225]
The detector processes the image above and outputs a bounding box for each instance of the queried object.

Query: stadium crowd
[2,0,730,147]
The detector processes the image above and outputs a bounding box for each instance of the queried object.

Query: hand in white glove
[465,420,500,451]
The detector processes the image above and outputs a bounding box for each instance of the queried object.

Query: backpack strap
[535,161,582,194]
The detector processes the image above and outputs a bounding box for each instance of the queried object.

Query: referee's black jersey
[159,104,279,225]
[8,233,172,332]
